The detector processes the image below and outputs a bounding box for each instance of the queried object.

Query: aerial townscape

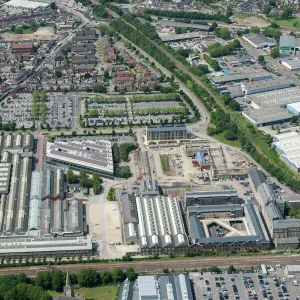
[1,0,300,299]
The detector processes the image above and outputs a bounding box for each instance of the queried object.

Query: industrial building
[243,33,276,49]
[272,132,300,172]
[4,0,49,10]
[285,265,300,277]
[146,125,188,142]
[46,140,114,178]
[120,194,139,245]
[136,195,189,255]
[185,190,242,207]
[118,274,193,300]
[249,168,300,249]
[242,87,300,126]
[282,59,300,71]
[188,202,270,252]
[210,70,273,85]
[287,102,300,116]
[280,35,300,52]
[241,78,295,95]
[0,134,34,234]
[0,236,92,257]
[187,203,244,219]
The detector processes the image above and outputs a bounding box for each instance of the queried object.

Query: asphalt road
[2,254,300,276]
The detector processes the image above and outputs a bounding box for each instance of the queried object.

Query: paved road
[2,254,300,275]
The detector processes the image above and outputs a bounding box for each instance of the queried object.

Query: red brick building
[12,43,34,54]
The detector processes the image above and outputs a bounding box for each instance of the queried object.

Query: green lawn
[76,286,119,300]
[160,155,170,172]
[213,132,241,148]
[48,286,119,300]
[268,17,300,28]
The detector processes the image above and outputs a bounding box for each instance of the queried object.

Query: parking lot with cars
[1,93,73,129]
[190,270,300,300]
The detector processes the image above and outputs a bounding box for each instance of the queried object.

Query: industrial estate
[1,0,300,298]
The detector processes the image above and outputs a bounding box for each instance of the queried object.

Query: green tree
[257,55,265,63]
[51,270,64,292]
[77,268,99,287]
[228,265,236,273]
[270,46,279,58]
[55,70,63,78]
[111,268,124,283]
[263,4,272,15]
[126,267,137,281]
[101,271,112,285]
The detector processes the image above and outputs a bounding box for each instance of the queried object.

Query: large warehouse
[242,87,300,126]
[46,140,114,178]
[272,131,300,172]
[241,78,295,95]
[243,33,276,49]
[282,59,300,71]
[280,35,300,51]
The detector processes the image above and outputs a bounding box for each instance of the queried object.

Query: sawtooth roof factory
[0,133,91,257]
[46,140,114,178]
[242,87,300,126]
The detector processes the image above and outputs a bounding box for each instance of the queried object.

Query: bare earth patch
[235,15,270,28]
[2,27,57,41]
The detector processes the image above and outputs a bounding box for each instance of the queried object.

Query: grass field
[49,286,119,300]
[268,17,300,28]
[76,286,119,300]
[160,154,170,172]
[213,132,241,148]
[234,14,270,27]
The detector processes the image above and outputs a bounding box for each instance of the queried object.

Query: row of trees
[0,274,51,300]
[203,54,220,71]
[85,96,126,106]
[134,106,188,116]
[143,8,230,22]
[208,39,241,58]
[32,90,47,118]
[131,93,180,103]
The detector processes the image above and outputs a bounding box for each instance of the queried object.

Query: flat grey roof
[241,78,295,92]
[147,125,187,132]
[155,20,210,30]
[46,140,113,173]
[0,236,92,254]
[243,33,275,46]
[187,204,242,213]
[160,31,208,42]
[186,190,238,198]
[280,35,296,48]
[273,219,300,229]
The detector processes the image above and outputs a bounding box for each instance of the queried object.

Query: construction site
[133,139,254,184]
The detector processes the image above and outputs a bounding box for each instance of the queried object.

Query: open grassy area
[234,14,270,27]
[268,17,300,28]
[76,286,119,300]
[160,154,170,172]
[213,132,241,148]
